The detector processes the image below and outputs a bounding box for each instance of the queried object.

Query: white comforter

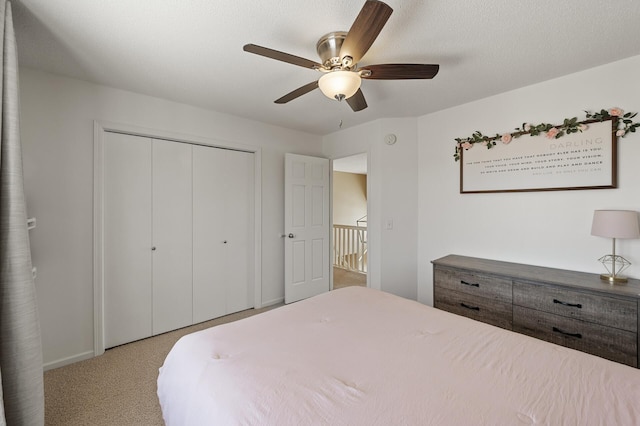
[158,287,640,425]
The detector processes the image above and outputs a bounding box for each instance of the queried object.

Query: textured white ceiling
[11,0,640,135]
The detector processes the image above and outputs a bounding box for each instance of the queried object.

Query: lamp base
[599,273,628,284]
[597,254,631,285]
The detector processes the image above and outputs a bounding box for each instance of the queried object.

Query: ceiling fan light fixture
[318,70,361,101]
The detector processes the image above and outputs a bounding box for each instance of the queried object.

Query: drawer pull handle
[460,302,480,311]
[460,280,479,288]
[552,326,582,339]
[553,299,582,309]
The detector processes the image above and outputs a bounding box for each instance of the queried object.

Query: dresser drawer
[513,306,637,367]
[434,267,512,304]
[435,287,512,330]
[513,281,637,332]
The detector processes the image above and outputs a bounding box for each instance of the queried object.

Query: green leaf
[452,107,637,163]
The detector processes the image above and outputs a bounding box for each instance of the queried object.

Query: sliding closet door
[152,139,193,335]
[224,150,254,313]
[192,146,227,323]
[103,133,153,348]
[102,135,255,346]
[192,147,254,323]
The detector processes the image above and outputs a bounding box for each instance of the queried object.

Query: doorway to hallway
[332,153,368,290]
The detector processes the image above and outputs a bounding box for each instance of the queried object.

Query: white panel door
[103,132,153,348]
[284,153,330,304]
[193,147,254,323]
[152,139,193,335]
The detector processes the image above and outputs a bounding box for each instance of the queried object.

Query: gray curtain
[0,0,45,425]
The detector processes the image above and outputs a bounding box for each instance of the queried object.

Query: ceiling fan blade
[346,89,368,112]
[360,64,440,79]
[274,81,319,104]
[243,44,322,69]
[340,1,393,65]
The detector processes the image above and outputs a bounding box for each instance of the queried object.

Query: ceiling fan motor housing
[316,31,353,69]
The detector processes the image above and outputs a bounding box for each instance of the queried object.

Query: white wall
[20,68,322,368]
[323,118,418,300]
[418,55,640,306]
[333,171,367,226]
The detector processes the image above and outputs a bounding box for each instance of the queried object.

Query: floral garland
[453,108,639,162]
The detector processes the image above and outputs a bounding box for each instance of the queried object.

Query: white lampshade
[318,70,361,101]
[591,210,640,239]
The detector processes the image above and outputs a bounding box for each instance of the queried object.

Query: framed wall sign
[460,118,617,193]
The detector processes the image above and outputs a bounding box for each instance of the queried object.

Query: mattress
[157,286,640,425]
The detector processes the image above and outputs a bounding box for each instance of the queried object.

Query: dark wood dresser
[432,255,640,368]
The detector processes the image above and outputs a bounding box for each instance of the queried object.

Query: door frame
[93,120,262,356]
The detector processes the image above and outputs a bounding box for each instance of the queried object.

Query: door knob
[223,240,228,244]
[288,233,295,238]
[151,246,156,251]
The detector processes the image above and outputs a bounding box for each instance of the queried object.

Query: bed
[158,286,640,425]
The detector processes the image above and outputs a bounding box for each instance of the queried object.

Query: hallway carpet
[333,267,367,289]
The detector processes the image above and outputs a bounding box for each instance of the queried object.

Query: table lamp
[591,210,640,284]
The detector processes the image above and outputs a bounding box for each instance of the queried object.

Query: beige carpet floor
[44,305,279,426]
[45,276,366,425]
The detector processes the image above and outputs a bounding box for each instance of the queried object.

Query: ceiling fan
[243,0,439,112]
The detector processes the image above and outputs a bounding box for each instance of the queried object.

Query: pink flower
[482,141,488,146]
[501,133,512,144]
[616,129,625,137]
[524,123,531,132]
[461,142,473,150]
[578,124,588,131]
[546,128,559,139]
[609,108,623,117]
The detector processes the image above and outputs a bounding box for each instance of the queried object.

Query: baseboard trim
[43,350,95,371]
